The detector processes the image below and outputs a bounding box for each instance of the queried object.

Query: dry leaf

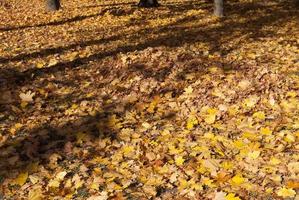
[19,91,35,102]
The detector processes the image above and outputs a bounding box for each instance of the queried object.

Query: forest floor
[0,0,298,199]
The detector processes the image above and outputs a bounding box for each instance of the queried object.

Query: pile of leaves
[0,0,298,199]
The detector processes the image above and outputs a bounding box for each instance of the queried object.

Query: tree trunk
[46,0,60,11]
[214,0,224,17]
[138,0,159,7]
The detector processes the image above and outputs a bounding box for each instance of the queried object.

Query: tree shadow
[0,101,121,188]
[0,6,125,32]
[78,2,136,9]
[1,0,297,93]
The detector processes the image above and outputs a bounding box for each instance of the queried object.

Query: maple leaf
[72,174,84,189]
[231,174,245,186]
[260,127,272,135]
[225,193,241,200]
[269,157,281,165]
[243,95,259,108]
[19,91,35,102]
[276,187,296,198]
[203,108,218,124]
[175,156,185,166]
[186,115,198,130]
[184,86,193,94]
[252,111,265,120]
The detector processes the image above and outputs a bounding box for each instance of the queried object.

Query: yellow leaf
[202,108,218,124]
[228,105,239,116]
[204,113,216,124]
[242,132,258,140]
[21,101,29,108]
[207,108,218,115]
[253,111,265,120]
[10,123,23,135]
[29,175,39,184]
[202,177,215,187]
[276,187,296,198]
[14,172,28,186]
[175,156,185,166]
[91,182,99,190]
[108,114,122,129]
[56,171,67,180]
[209,66,220,73]
[212,88,225,98]
[48,179,60,188]
[123,145,134,157]
[233,140,245,149]
[36,62,45,69]
[65,179,72,188]
[260,127,272,135]
[186,115,198,130]
[221,161,234,170]
[178,178,188,190]
[231,174,245,186]
[247,150,260,159]
[243,96,259,108]
[265,188,273,194]
[286,91,297,98]
[147,95,160,113]
[142,122,151,129]
[269,157,281,165]
[28,187,44,200]
[284,134,295,143]
[48,59,58,67]
[225,193,241,200]
[184,86,193,94]
[71,104,78,109]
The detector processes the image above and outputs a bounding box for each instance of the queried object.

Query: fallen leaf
[13,172,28,186]
[276,187,296,198]
[225,193,241,200]
[19,91,35,102]
[214,191,226,200]
[175,156,185,166]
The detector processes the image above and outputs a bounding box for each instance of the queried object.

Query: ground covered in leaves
[0,0,299,199]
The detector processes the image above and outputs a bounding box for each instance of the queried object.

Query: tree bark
[46,0,60,11]
[214,0,224,17]
[138,0,159,7]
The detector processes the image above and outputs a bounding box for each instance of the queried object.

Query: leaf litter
[0,0,298,199]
